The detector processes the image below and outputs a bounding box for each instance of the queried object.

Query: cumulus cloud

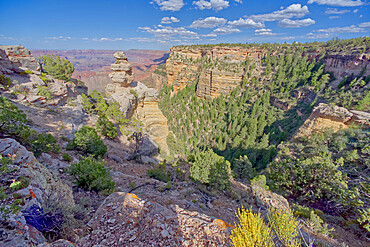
[234,0,242,3]
[279,18,315,27]
[248,4,309,22]
[92,37,122,42]
[46,36,72,41]
[126,37,154,42]
[329,15,340,18]
[254,28,276,36]
[325,8,350,14]
[161,16,180,24]
[228,18,265,29]
[358,22,370,28]
[211,26,241,34]
[193,0,230,11]
[190,17,227,28]
[152,0,185,11]
[307,0,364,6]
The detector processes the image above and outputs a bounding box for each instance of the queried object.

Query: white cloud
[279,36,296,40]
[358,22,370,28]
[190,16,227,28]
[234,0,242,3]
[279,18,315,27]
[353,8,359,13]
[46,36,72,41]
[161,16,180,24]
[92,37,122,42]
[255,28,276,36]
[249,4,309,22]
[317,25,363,33]
[325,8,350,14]
[329,15,340,18]
[211,26,241,34]
[193,0,229,11]
[201,33,218,37]
[228,18,265,29]
[139,26,199,38]
[152,0,184,11]
[307,33,331,39]
[126,37,154,42]
[307,0,364,6]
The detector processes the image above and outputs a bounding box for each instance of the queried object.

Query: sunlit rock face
[106,52,170,155]
[108,51,134,87]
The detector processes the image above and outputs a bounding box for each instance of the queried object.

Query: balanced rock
[108,51,134,87]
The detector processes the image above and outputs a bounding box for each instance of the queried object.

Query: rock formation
[106,52,170,155]
[0,45,40,72]
[295,103,370,138]
[165,46,267,98]
[0,45,88,106]
[109,52,134,87]
[0,139,74,246]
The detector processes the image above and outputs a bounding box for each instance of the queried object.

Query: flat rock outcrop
[0,45,40,72]
[106,52,170,155]
[80,192,230,247]
[295,103,370,138]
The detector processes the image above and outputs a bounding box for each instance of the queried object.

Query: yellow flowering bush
[231,207,275,247]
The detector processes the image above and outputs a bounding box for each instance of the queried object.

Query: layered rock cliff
[165,46,266,98]
[295,103,370,138]
[161,45,370,99]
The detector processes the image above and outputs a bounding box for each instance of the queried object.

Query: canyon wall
[165,46,266,98]
[161,45,370,99]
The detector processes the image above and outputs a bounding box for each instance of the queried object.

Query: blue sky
[0,0,369,50]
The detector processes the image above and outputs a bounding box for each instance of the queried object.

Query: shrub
[36,85,52,100]
[250,175,269,190]
[266,154,348,204]
[68,126,107,156]
[267,208,301,247]
[0,75,11,90]
[62,153,72,162]
[68,156,115,192]
[40,54,74,81]
[233,155,257,181]
[231,207,274,247]
[189,149,231,190]
[0,96,59,157]
[147,163,170,183]
[96,116,117,139]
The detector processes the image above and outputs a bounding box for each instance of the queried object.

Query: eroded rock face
[80,192,230,247]
[106,52,170,155]
[0,45,40,72]
[164,46,267,98]
[108,52,134,87]
[0,139,74,246]
[296,103,370,138]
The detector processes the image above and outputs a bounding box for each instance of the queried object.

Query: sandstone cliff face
[151,73,167,91]
[162,46,370,99]
[0,45,40,72]
[106,52,170,155]
[165,46,266,98]
[323,54,370,79]
[295,103,370,138]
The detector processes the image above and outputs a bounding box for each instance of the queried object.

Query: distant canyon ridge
[31,49,169,93]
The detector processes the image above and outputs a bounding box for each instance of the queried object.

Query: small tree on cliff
[39,54,74,81]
